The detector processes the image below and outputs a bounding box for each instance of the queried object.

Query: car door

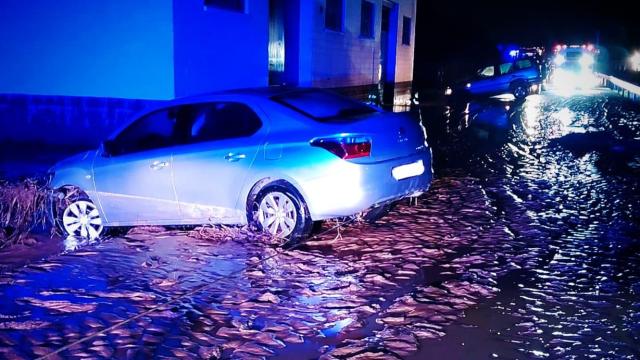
[171,102,267,224]
[469,65,497,94]
[93,107,181,225]
[495,61,515,92]
[513,58,540,82]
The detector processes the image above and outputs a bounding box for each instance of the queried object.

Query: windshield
[273,90,377,121]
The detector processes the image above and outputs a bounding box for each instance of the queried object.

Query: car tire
[249,182,312,243]
[511,82,529,100]
[362,203,393,224]
[54,188,104,239]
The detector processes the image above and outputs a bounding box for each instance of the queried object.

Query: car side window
[478,66,495,77]
[190,103,262,143]
[514,59,533,70]
[499,62,513,75]
[110,109,177,156]
[109,104,203,156]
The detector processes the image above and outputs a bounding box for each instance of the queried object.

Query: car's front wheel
[55,190,104,239]
[249,183,311,242]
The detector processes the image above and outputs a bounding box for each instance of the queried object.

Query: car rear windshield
[273,90,377,121]
[565,51,582,60]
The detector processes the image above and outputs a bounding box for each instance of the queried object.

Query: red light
[587,44,595,52]
[342,142,371,159]
[311,137,371,159]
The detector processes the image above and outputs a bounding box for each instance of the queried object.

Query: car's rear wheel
[362,203,393,224]
[57,196,104,239]
[250,183,311,242]
[512,82,529,100]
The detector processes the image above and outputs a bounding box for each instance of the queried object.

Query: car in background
[549,45,599,89]
[447,57,542,100]
[49,88,433,242]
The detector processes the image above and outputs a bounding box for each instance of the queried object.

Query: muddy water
[412,89,640,359]
[0,88,639,359]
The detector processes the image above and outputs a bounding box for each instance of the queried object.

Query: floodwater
[0,87,639,359]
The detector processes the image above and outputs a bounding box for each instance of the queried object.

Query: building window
[325,0,344,32]
[204,0,245,13]
[402,16,412,45]
[360,1,374,38]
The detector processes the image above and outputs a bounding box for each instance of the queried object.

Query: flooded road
[1,88,639,359]
[414,88,640,359]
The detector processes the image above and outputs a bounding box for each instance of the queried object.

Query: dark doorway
[268,0,300,86]
[269,0,286,85]
[380,2,398,105]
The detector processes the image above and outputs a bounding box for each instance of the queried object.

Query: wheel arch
[51,184,105,225]
[509,78,528,89]
[52,184,99,208]
[244,176,312,223]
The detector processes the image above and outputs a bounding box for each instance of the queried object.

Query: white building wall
[307,0,416,90]
[309,0,381,88]
[394,0,417,84]
[0,0,175,100]
[173,0,269,97]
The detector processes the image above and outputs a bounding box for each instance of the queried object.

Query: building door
[269,0,301,86]
[269,0,286,85]
[380,2,398,106]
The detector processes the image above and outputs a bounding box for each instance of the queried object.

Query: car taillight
[311,137,371,159]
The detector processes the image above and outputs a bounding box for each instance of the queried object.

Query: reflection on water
[523,95,542,137]
[415,89,640,358]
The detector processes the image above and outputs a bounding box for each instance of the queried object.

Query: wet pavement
[1,87,639,359]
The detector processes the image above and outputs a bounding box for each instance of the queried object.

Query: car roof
[171,86,305,105]
[135,86,305,116]
[109,87,306,140]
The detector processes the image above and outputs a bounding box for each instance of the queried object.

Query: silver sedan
[50,88,432,241]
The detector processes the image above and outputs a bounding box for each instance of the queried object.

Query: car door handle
[150,160,169,170]
[225,153,246,162]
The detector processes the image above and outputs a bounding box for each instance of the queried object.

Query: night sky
[414,0,638,82]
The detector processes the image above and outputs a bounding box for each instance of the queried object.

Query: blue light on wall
[0,0,176,100]
[172,0,269,97]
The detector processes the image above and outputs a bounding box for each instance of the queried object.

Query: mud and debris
[0,178,51,248]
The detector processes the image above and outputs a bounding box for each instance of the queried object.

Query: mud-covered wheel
[55,191,104,239]
[249,183,311,243]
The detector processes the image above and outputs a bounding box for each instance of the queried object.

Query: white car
[50,88,433,241]
[550,45,599,89]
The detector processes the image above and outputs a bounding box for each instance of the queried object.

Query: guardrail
[598,74,640,101]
